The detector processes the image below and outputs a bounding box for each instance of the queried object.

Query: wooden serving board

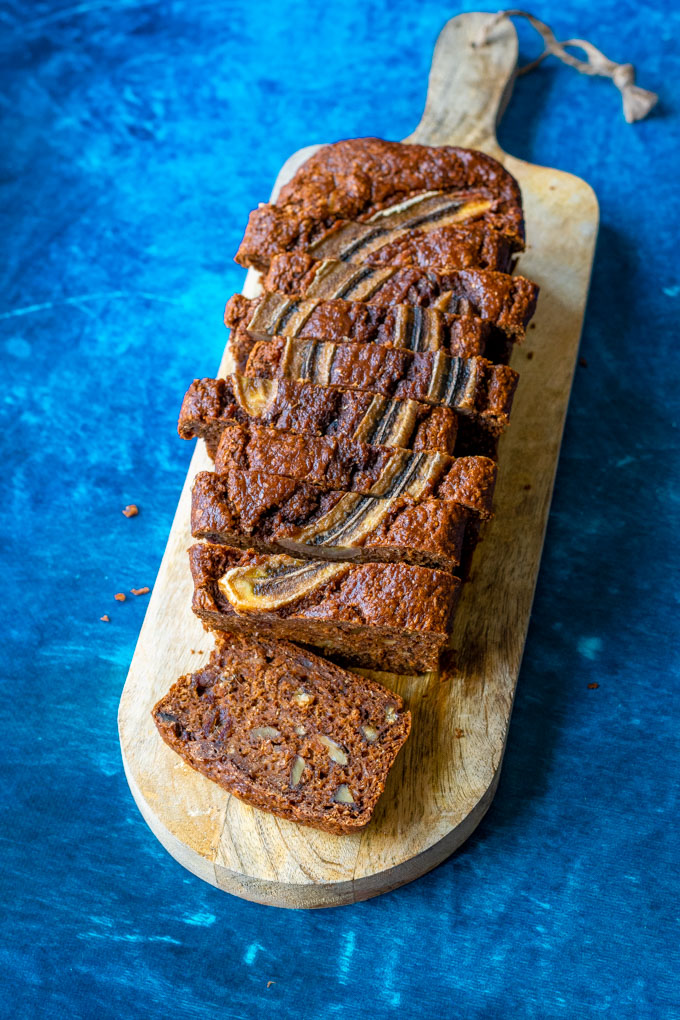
[118,12,598,908]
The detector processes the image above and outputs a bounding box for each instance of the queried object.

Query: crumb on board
[100,615,110,623]
[454,728,465,738]
[122,504,139,517]
[131,586,150,596]
[526,350,534,359]
[115,593,126,602]
[588,682,599,690]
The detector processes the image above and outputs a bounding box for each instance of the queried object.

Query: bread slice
[178,375,458,459]
[223,294,514,366]
[191,468,471,574]
[213,423,497,518]
[262,253,538,339]
[190,543,460,674]
[238,209,516,273]
[316,222,516,272]
[235,137,525,268]
[243,337,518,430]
[152,632,411,835]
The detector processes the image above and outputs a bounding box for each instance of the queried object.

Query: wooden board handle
[405,12,518,154]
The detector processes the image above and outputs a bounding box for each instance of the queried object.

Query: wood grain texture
[118,11,598,908]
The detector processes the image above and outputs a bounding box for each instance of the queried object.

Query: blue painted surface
[1,2,678,1017]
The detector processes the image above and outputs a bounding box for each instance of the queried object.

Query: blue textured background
[1,2,678,1017]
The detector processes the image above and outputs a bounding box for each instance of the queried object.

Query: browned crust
[226,328,260,377]
[244,337,518,430]
[213,423,497,518]
[262,253,538,339]
[152,632,411,834]
[189,543,461,674]
[178,375,458,458]
[191,468,469,573]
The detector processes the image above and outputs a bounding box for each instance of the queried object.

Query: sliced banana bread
[152,632,411,835]
[243,337,518,430]
[224,293,508,361]
[191,468,471,574]
[213,423,497,517]
[262,253,538,339]
[179,375,458,459]
[190,543,460,674]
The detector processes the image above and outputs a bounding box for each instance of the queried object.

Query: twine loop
[475,10,658,123]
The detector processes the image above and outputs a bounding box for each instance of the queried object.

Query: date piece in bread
[152,633,411,835]
[190,543,460,674]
